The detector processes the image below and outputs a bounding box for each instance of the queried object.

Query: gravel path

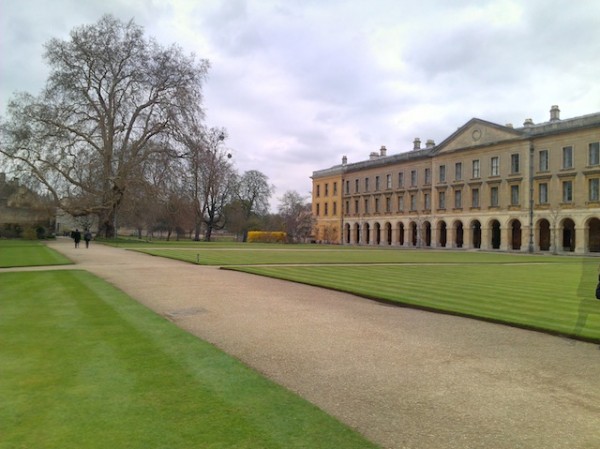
[35,239,600,448]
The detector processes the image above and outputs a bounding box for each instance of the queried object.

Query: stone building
[311,106,600,254]
[0,173,55,236]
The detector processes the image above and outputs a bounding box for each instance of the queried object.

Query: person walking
[84,230,92,248]
[73,229,82,248]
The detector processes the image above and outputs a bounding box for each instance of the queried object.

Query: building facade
[311,106,600,253]
[311,166,344,243]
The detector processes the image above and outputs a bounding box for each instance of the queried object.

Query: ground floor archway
[471,220,481,249]
[410,222,418,246]
[398,222,405,246]
[538,219,550,251]
[438,221,447,248]
[510,219,522,250]
[562,218,575,252]
[588,217,600,252]
[454,221,464,248]
[491,220,501,249]
[423,221,431,247]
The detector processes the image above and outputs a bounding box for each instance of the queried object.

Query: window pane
[589,143,600,166]
[455,162,462,180]
[511,154,520,174]
[511,186,517,205]
[472,160,480,178]
[472,188,479,207]
[411,170,417,186]
[491,187,498,206]
[539,150,549,171]
[562,146,573,169]
[590,179,599,201]
[491,157,499,176]
[562,181,573,202]
[539,183,548,204]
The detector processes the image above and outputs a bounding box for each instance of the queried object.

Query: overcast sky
[2,0,600,210]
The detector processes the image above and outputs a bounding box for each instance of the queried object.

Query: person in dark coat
[84,230,92,248]
[73,229,82,248]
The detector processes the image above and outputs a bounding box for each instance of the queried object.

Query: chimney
[342,155,347,166]
[425,139,435,149]
[369,151,379,160]
[505,123,513,128]
[380,145,387,157]
[523,118,534,128]
[413,138,421,150]
[550,105,560,121]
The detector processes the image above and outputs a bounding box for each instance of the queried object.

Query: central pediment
[433,118,524,154]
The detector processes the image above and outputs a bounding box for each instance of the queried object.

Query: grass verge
[227,260,600,343]
[0,240,72,268]
[126,243,600,341]
[0,270,379,449]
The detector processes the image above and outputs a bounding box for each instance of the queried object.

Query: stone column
[575,226,586,254]
[480,226,490,250]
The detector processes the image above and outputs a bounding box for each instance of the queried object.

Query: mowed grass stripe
[133,246,581,266]
[0,240,72,268]
[0,270,379,449]
[230,263,600,341]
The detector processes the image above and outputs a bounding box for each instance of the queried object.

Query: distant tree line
[0,15,314,242]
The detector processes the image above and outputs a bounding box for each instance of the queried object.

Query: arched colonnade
[343,216,600,253]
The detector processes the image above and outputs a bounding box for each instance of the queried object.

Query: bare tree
[278,190,315,243]
[235,170,273,241]
[0,15,209,237]
[199,129,237,241]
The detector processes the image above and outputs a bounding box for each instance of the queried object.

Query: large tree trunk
[98,208,116,238]
[193,221,202,241]
[205,224,213,242]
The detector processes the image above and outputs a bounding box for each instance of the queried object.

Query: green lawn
[0,240,72,268]
[230,260,600,342]
[127,242,600,342]
[133,244,575,265]
[0,270,379,449]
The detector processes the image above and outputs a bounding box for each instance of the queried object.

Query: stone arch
[423,221,432,247]
[374,222,381,245]
[454,220,464,248]
[490,219,501,249]
[438,220,447,248]
[561,218,575,252]
[538,218,550,251]
[364,223,371,245]
[410,221,418,247]
[587,217,600,252]
[353,223,360,245]
[384,222,392,245]
[510,219,522,250]
[398,222,405,246]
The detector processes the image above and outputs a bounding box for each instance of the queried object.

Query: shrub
[22,227,38,240]
[247,231,287,243]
